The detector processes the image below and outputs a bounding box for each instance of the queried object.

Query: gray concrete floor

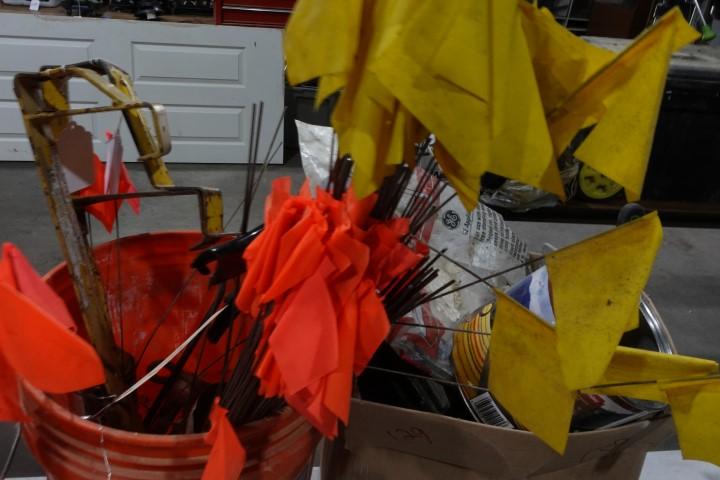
[0,161,718,475]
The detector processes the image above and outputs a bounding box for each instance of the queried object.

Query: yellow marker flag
[664,380,720,467]
[489,0,514,139]
[583,346,719,403]
[330,1,412,197]
[333,87,396,197]
[547,8,698,169]
[545,212,662,391]
[574,9,699,201]
[546,8,696,155]
[371,0,488,209]
[434,141,482,212]
[519,2,613,114]
[316,74,346,110]
[488,291,575,454]
[284,0,363,90]
[488,0,564,200]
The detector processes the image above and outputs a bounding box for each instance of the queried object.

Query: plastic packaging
[390,170,529,378]
[481,159,579,212]
[295,120,337,192]
[32,231,320,479]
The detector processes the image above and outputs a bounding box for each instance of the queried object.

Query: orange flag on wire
[76,153,140,233]
[0,252,26,421]
[269,269,339,397]
[234,178,421,438]
[203,400,246,480]
[2,243,75,331]
[0,244,104,399]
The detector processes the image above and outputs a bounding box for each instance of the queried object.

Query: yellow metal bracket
[17,60,225,238]
[13,60,230,408]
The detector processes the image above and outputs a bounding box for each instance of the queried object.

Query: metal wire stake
[691,0,711,28]
[425,256,541,303]
[0,424,20,480]
[393,320,491,336]
[365,366,489,393]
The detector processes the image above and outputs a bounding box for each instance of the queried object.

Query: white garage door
[0,13,284,163]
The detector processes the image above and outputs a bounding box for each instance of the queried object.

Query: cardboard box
[323,399,674,479]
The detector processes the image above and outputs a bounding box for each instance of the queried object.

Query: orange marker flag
[76,153,140,233]
[0,244,104,395]
[2,243,75,331]
[235,178,421,439]
[203,400,246,480]
[268,270,339,397]
[0,251,27,421]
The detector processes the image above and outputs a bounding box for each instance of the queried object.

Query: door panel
[0,13,283,164]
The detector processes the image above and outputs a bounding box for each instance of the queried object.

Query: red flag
[76,153,140,233]
[203,399,246,480]
[105,130,140,215]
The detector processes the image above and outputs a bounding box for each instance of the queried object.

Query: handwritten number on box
[386,427,432,444]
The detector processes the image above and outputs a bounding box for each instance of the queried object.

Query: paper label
[57,122,94,193]
[296,120,338,192]
[434,192,528,265]
[422,184,528,329]
[469,392,516,429]
[29,0,40,11]
[103,130,124,195]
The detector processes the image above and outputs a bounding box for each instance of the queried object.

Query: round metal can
[452,292,675,431]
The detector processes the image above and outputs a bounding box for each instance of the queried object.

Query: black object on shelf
[357,343,474,421]
[165,0,213,15]
[642,73,720,203]
[108,0,165,19]
[134,0,163,19]
[63,0,105,16]
[283,79,336,164]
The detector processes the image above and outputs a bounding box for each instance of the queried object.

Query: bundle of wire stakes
[174,111,472,440]
[72,101,513,480]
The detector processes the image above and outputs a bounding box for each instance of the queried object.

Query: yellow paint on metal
[578,164,624,200]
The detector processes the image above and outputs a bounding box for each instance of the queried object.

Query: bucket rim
[35,229,298,444]
[42,230,206,282]
[19,378,297,444]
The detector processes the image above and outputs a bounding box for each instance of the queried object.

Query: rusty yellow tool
[13,60,227,405]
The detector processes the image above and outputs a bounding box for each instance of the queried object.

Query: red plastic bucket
[19,231,320,479]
